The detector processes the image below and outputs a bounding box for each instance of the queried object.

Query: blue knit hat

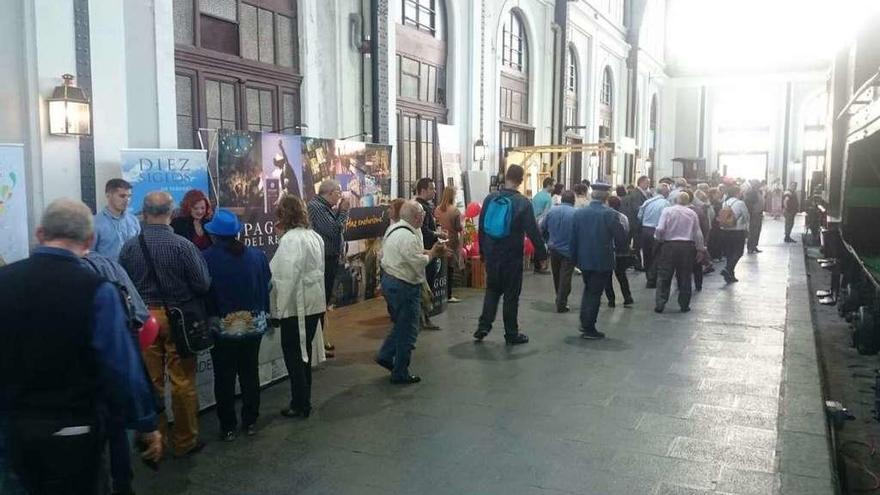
[204,209,242,236]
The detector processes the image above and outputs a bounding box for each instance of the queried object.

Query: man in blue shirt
[532,177,554,223]
[570,183,628,339]
[637,184,671,288]
[543,191,577,313]
[93,178,141,260]
[0,198,161,494]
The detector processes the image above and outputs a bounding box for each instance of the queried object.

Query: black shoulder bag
[138,234,213,357]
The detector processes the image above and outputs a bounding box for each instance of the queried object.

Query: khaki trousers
[143,308,199,456]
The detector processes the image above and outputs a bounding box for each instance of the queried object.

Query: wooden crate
[468,257,487,289]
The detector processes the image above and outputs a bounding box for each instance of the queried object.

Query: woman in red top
[434,186,463,303]
[172,189,214,250]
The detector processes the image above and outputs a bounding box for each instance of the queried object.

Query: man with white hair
[667,178,689,206]
[0,198,162,493]
[638,183,671,288]
[308,179,351,357]
[376,201,448,384]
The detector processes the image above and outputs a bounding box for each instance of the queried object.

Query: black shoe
[753,248,762,253]
[375,357,393,371]
[280,408,310,419]
[654,306,664,313]
[557,305,570,313]
[505,333,529,345]
[174,440,206,458]
[221,431,236,442]
[422,320,441,331]
[245,424,257,436]
[390,374,421,384]
[646,283,657,289]
[607,300,616,308]
[695,286,702,292]
[680,306,691,313]
[473,329,489,342]
[720,269,732,283]
[623,298,634,307]
[580,329,606,339]
[703,266,715,275]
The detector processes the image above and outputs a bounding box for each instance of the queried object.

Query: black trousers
[630,220,643,268]
[708,226,723,260]
[655,241,696,309]
[324,255,339,305]
[478,258,525,336]
[604,256,633,303]
[784,213,796,239]
[721,230,747,276]
[550,249,575,310]
[579,270,610,332]
[693,260,704,290]
[280,314,323,413]
[7,417,101,495]
[641,227,659,285]
[747,212,763,251]
[211,337,262,432]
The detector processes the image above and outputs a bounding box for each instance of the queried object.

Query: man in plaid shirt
[120,191,211,458]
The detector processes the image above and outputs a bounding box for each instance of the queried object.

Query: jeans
[748,211,763,251]
[579,270,610,332]
[280,314,323,413]
[655,241,696,309]
[211,337,262,432]
[7,417,101,495]
[550,249,575,310]
[641,227,659,285]
[784,213,796,239]
[477,259,525,336]
[378,275,422,380]
[721,230,747,277]
[604,256,633,303]
[142,308,199,456]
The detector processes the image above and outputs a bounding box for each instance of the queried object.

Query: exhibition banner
[121,148,209,215]
[0,144,28,264]
[344,206,390,241]
[437,124,465,208]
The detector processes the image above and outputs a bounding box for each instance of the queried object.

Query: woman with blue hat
[202,208,271,441]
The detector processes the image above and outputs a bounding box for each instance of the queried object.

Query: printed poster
[437,124,465,208]
[120,148,209,215]
[0,144,28,264]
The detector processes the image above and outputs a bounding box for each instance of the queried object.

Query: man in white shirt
[718,185,750,283]
[376,201,447,384]
[653,192,705,313]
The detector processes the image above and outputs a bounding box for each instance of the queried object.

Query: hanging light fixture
[48,74,91,136]
[473,138,488,162]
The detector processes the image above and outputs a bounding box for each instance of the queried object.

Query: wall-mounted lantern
[473,138,488,162]
[48,74,91,136]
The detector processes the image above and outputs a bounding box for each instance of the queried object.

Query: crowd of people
[0,167,801,494]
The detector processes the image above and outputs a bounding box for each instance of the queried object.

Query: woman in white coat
[271,195,327,418]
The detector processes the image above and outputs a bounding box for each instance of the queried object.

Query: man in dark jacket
[474,165,548,345]
[783,182,799,243]
[744,180,765,253]
[413,177,445,330]
[0,199,162,494]
[570,183,628,339]
[622,175,651,270]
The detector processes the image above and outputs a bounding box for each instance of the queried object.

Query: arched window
[647,95,658,178]
[598,67,614,179]
[565,45,579,128]
[502,11,528,73]
[395,0,447,196]
[499,10,533,172]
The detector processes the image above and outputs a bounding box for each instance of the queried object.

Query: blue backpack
[483,195,513,239]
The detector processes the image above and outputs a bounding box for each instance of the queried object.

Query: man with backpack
[474,165,548,345]
[717,185,750,283]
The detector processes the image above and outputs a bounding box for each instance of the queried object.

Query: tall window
[802,93,828,197]
[564,45,579,128]
[715,86,773,181]
[647,95,658,173]
[598,67,614,178]
[396,0,447,196]
[173,0,301,148]
[499,10,533,171]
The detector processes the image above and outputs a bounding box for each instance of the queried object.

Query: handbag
[138,234,213,357]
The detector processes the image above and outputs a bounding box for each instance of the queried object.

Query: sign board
[437,124,465,208]
[0,144,28,264]
[121,148,209,215]
[344,206,390,241]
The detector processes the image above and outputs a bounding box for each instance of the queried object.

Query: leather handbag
[138,234,213,357]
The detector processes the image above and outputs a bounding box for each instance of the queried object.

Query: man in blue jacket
[543,190,578,313]
[474,165,548,345]
[570,183,628,339]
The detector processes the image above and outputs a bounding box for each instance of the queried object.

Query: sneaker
[390,374,421,384]
[654,306,664,313]
[245,424,257,436]
[580,329,606,340]
[421,321,441,331]
[504,333,529,345]
[557,305,571,313]
[448,297,462,303]
[680,306,691,313]
[607,300,616,308]
[623,299,634,307]
[221,431,236,442]
[473,329,489,342]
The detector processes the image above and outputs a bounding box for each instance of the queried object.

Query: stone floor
[134,218,832,495]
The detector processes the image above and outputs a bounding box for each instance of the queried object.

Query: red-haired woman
[172,189,214,250]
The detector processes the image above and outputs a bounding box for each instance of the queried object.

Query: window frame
[502,11,527,73]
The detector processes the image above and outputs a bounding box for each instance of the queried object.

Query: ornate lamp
[48,74,91,136]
